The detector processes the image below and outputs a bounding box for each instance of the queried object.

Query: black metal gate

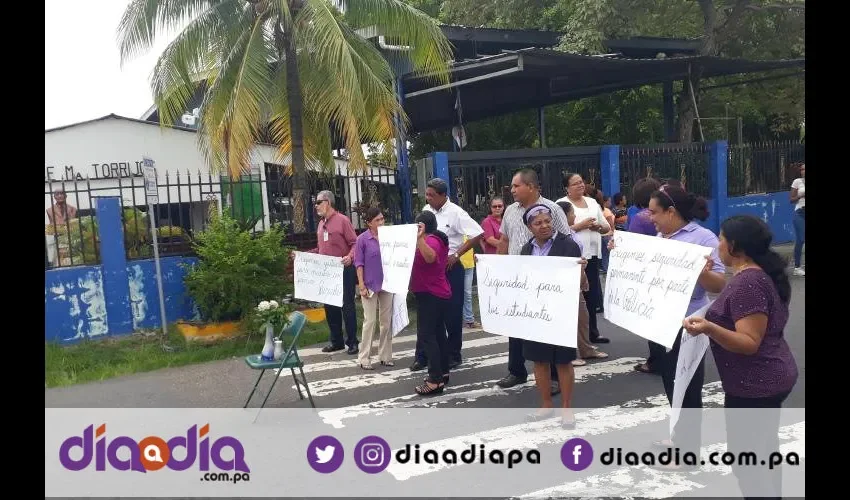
[445,147,601,223]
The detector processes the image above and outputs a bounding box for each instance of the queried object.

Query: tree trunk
[676,0,718,142]
[280,11,309,234]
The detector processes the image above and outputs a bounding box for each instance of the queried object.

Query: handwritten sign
[476,255,581,348]
[669,301,713,436]
[378,224,418,295]
[293,252,344,307]
[391,293,409,337]
[603,232,712,349]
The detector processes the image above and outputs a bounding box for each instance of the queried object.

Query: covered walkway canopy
[401,47,804,134]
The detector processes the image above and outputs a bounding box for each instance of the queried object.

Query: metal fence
[445,147,601,223]
[727,141,805,197]
[45,164,401,269]
[620,143,711,198]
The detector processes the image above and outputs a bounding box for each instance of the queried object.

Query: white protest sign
[603,231,713,349]
[669,301,713,436]
[476,254,581,348]
[391,293,409,337]
[293,252,344,307]
[378,224,418,295]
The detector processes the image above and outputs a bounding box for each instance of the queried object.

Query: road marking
[385,382,727,481]
[293,335,508,375]
[319,357,646,428]
[517,421,805,499]
[296,327,486,358]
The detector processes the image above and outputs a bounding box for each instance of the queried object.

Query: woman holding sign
[410,211,452,396]
[520,204,584,428]
[683,215,797,499]
[647,184,727,463]
[354,207,394,370]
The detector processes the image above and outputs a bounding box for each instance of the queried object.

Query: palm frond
[149,0,244,129]
[343,0,454,86]
[198,8,275,178]
[117,0,222,66]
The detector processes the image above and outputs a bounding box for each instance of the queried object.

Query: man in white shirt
[411,178,484,371]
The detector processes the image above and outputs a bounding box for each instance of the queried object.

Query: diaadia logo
[58,424,250,482]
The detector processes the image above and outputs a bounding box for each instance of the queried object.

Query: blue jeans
[793,209,805,267]
[463,268,475,323]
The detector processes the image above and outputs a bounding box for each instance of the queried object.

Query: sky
[45,0,181,130]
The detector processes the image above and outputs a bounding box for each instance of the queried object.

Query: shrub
[183,212,292,323]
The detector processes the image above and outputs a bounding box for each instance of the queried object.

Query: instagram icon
[353,436,391,473]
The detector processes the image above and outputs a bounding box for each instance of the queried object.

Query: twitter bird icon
[307,436,344,473]
[315,445,335,464]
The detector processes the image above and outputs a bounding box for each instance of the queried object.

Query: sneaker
[792,267,805,277]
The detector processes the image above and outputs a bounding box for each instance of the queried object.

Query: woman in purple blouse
[683,215,797,498]
[354,207,394,370]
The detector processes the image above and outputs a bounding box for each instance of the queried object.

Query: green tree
[117,0,453,233]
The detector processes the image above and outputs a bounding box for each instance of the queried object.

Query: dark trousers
[725,391,790,500]
[416,263,465,365]
[414,292,450,383]
[661,328,705,455]
[508,337,559,381]
[584,257,602,337]
[792,209,805,268]
[646,340,666,372]
[324,265,358,349]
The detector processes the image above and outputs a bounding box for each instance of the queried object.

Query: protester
[354,207,393,370]
[413,178,484,371]
[612,192,628,231]
[597,190,616,276]
[638,184,726,466]
[311,190,359,355]
[683,215,798,497]
[627,177,664,375]
[480,197,504,254]
[557,174,610,343]
[789,163,805,276]
[519,204,582,428]
[556,200,608,366]
[410,211,452,396]
[496,168,572,391]
[459,236,479,328]
[46,188,78,226]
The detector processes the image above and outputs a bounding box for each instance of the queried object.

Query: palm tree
[117,0,453,233]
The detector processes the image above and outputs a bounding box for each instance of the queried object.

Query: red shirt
[480,215,502,254]
[410,234,451,299]
[312,211,356,259]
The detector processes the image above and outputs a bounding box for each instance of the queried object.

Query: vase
[261,324,275,361]
[274,340,284,360]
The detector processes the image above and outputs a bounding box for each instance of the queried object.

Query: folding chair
[243,311,315,415]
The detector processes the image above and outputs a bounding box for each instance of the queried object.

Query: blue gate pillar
[431,152,451,198]
[600,145,620,198]
[394,77,414,223]
[708,140,729,234]
[96,197,134,335]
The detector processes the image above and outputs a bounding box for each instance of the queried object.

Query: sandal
[360,364,374,370]
[634,363,653,373]
[380,360,394,367]
[415,381,445,396]
[586,351,609,359]
[423,375,450,384]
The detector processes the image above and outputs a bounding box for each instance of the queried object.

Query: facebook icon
[561,438,593,471]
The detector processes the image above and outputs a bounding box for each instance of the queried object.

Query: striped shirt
[499,195,575,255]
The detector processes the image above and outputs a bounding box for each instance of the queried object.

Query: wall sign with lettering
[44,161,149,182]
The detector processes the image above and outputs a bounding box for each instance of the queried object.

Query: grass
[45,301,420,389]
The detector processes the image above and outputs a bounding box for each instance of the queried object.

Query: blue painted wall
[725,192,795,244]
[45,256,200,343]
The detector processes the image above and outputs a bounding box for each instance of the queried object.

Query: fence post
[600,145,620,198]
[431,152,450,198]
[394,77,414,224]
[708,140,729,234]
[95,196,134,335]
